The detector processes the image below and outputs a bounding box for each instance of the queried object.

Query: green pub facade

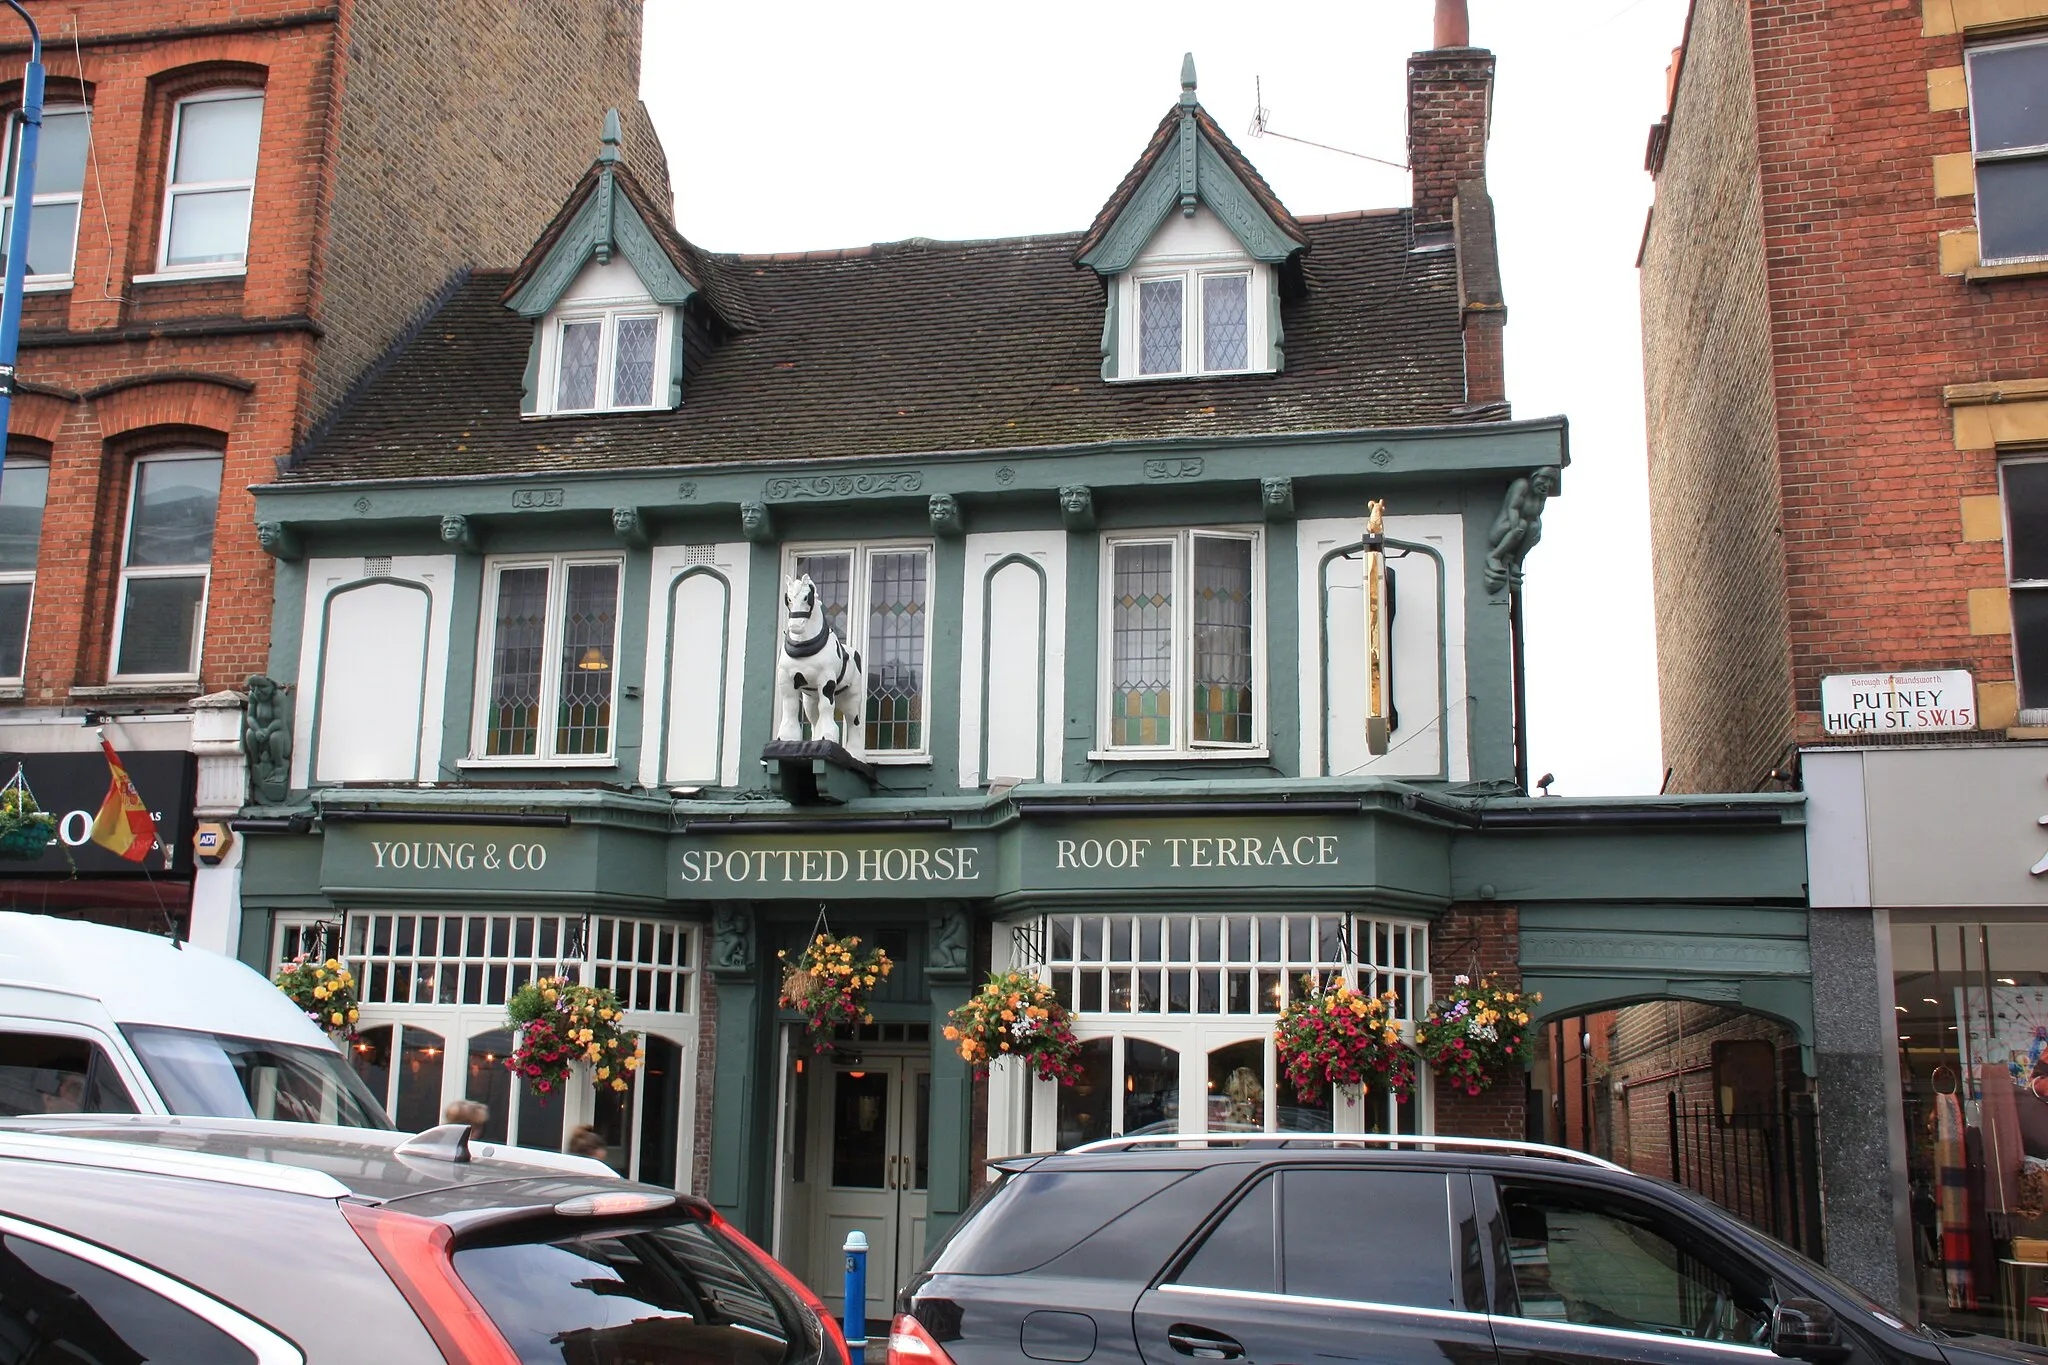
[230,38,1821,1315]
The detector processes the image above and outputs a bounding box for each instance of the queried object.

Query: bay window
[0,459,45,680]
[1101,528,1262,753]
[111,453,220,680]
[157,89,263,274]
[474,556,622,761]
[789,543,930,757]
[1,105,89,284]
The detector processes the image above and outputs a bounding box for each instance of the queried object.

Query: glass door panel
[349,1025,393,1112]
[464,1028,513,1143]
[394,1027,445,1132]
[832,1069,892,1188]
[636,1034,682,1188]
[1057,1038,1113,1147]
[1125,1038,1180,1135]
[1205,1038,1266,1132]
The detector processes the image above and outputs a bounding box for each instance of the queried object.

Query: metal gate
[1667,1092,1824,1260]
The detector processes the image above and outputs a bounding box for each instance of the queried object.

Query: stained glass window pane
[1139,277,1184,375]
[1192,536,1254,744]
[1201,274,1249,371]
[555,321,600,411]
[1112,542,1174,747]
[612,316,658,407]
[866,550,927,752]
[794,553,852,644]
[555,563,619,756]
[485,566,549,757]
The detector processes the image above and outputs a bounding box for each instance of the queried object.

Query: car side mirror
[1771,1298,1850,1363]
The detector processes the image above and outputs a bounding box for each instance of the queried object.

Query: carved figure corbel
[255,521,303,561]
[928,493,965,537]
[1059,484,1096,532]
[611,506,649,547]
[439,515,480,555]
[1484,467,1558,594]
[710,903,755,975]
[740,501,776,545]
[927,904,970,977]
[1260,477,1295,522]
[242,675,293,806]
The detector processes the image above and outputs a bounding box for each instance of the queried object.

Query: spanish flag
[90,737,160,864]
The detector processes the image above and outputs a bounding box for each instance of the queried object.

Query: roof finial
[1179,52,1198,107]
[598,107,622,164]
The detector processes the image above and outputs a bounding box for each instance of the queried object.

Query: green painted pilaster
[614,545,652,780]
[438,553,487,778]
[924,974,973,1252]
[1462,491,1517,785]
[266,559,308,683]
[708,974,770,1235]
[1062,528,1100,777]
[236,905,273,973]
[1263,520,1299,776]
[741,541,784,792]
[928,537,965,791]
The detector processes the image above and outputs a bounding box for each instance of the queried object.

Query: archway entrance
[1532,1000,1820,1258]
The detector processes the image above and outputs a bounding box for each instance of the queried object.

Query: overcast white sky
[640,0,1690,797]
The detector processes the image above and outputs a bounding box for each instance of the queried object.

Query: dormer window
[1137,268,1253,376]
[1111,208,1274,382]
[550,305,664,412]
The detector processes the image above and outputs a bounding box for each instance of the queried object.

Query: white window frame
[1115,259,1272,381]
[149,87,263,280]
[1,103,90,290]
[467,553,625,766]
[1096,526,1267,759]
[108,450,219,683]
[2003,456,2048,725]
[1966,35,2048,267]
[537,301,672,415]
[0,455,45,684]
[782,539,936,763]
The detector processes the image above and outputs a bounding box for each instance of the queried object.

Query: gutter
[1399,791,1782,829]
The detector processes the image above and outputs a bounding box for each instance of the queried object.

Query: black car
[0,1114,848,1365]
[893,1134,2043,1365]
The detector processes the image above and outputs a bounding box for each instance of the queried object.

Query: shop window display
[1894,920,2048,1340]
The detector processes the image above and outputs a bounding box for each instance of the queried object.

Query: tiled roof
[279,210,1483,484]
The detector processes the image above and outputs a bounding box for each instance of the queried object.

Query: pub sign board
[0,750,196,876]
[1819,669,1976,736]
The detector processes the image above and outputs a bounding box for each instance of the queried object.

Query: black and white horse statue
[774,575,864,747]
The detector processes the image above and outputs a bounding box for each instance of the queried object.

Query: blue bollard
[843,1229,869,1349]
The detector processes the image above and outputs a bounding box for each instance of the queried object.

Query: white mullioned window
[110,452,221,680]
[0,458,46,681]
[472,555,623,762]
[1100,528,1263,754]
[543,304,668,414]
[1967,36,2048,265]
[2,104,90,285]
[155,89,263,275]
[787,542,933,759]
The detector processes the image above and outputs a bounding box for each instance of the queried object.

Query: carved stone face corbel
[439,515,480,555]
[740,501,776,545]
[1058,485,1096,532]
[928,493,965,537]
[255,521,304,561]
[1259,477,1295,522]
[611,506,650,547]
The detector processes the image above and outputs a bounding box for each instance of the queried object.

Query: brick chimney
[1406,0,1494,232]
[1408,0,1507,410]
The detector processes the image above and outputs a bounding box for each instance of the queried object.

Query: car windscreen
[926,1167,1193,1276]
[122,1024,392,1129]
[453,1218,820,1365]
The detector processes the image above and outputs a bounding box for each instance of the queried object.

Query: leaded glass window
[1138,277,1184,375]
[1201,274,1250,371]
[1103,530,1260,751]
[548,309,666,413]
[1192,535,1254,744]
[478,557,622,761]
[785,544,931,755]
[1111,542,1174,747]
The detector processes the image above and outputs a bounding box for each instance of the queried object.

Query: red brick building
[0,0,667,938]
[1640,0,2048,1323]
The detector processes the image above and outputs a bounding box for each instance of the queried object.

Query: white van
[0,912,391,1128]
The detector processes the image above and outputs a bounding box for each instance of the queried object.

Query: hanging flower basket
[1414,975,1538,1097]
[274,953,361,1038]
[1273,978,1416,1101]
[0,769,55,861]
[778,933,893,1052]
[945,971,1083,1084]
[505,976,643,1102]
